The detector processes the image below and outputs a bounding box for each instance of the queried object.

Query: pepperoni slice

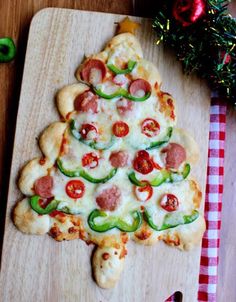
[96,185,121,211]
[34,176,54,199]
[141,118,160,137]
[129,79,151,97]
[160,194,179,212]
[81,59,106,84]
[74,91,98,113]
[65,180,85,199]
[133,152,154,175]
[116,98,133,116]
[109,151,129,168]
[79,123,98,140]
[135,183,153,202]
[112,121,129,137]
[162,143,186,169]
[82,152,99,169]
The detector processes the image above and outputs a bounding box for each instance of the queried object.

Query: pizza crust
[133,221,159,245]
[48,215,87,241]
[131,59,162,87]
[39,122,67,163]
[190,180,202,208]
[18,157,52,196]
[171,128,200,164]
[162,215,206,251]
[56,83,89,120]
[89,232,129,249]
[19,122,66,195]
[13,198,51,235]
[92,246,125,289]
[104,33,143,58]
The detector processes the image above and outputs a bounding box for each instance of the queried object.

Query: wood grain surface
[0,1,235,301]
[0,8,210,302]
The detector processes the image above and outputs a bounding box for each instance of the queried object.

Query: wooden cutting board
[0,8,210,302]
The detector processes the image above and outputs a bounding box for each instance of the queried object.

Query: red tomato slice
[135,183,153,202]
[141,118,160,137]
[65,180,85,199]
[136,150,150,159]
[82,152,99,169]
[160,194,179,212]
[133,156,153,175]
[79,123,98,140]
[112,121,129,137]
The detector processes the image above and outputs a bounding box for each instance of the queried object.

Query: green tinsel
[153,0,236,105]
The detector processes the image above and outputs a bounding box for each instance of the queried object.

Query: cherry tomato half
[141,118,160,137]
[133,155,153,175]
[65,180,85,199]
[82,152,99,169]
[160,194,179,212]
[135,183,153,202]
[79,123,98,140]
[136,150,150,159]
[112,121,129,137]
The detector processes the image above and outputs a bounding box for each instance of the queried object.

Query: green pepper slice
[29,195,59,215]
[107,60,137,75]
[88,209,142,233]
[93,86,151,102]
[146,127,173,150]
[144,208,199,231]
[57,158,117,183]
[57,205,81,215]
[129,127,173,150]
[30,196,81,215]
[128,163,190,187]
[70,119,116,150]
[0,37,16,63]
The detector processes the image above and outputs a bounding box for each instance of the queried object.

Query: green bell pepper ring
[29,195,59,215]
[93,86,127,100]
[88,209,142,233]
[70,119,116,150]
[0,37,16,63]
[57,205,81,215]
[144,208,199,231]
[128,163,191,187]
[107,60,137,74]
[168,163,190,183]
[145,127,173,150]
[93,86,151,102]
[57,158,117,184]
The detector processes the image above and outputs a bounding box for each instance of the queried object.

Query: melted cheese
[49,36,198,239]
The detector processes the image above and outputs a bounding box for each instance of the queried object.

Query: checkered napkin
[166,98,227,302]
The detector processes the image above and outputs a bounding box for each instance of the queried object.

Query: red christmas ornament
[172,0,206,27]
[220,51,231,64]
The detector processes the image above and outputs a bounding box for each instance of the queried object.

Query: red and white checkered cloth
[166,97,227,302]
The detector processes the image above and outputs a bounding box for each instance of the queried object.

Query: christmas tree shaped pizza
[13,28,205,288]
